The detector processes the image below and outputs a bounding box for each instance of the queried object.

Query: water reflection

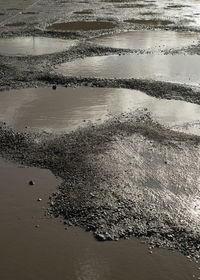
[76,249,107,280]
[1,87,200,135]
[58,54,200,86]
[0,37,77,56]
[90,30,198,50]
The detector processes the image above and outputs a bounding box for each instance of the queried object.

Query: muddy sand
[0,0,200,278]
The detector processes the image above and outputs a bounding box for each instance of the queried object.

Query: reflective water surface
[57,54,200,86]
[1,87,200,135]
[90,30,198,50]
[0,157,198,280]
[0,37,77,56]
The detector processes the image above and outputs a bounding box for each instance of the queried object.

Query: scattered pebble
[29,180,35,186]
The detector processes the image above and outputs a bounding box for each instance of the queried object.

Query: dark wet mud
[22,11,38,15]
[124,19,173,26]
[5,22,26,27]
[165,4,191,9]
[74,9,93,15]
[116,3,156,9]
[47,21,117,31]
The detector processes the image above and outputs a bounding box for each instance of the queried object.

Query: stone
[29,180,35,186]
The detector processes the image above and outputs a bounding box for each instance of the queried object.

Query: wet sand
[0,157,199,280]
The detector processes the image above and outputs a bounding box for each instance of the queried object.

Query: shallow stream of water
[1,87,200,135]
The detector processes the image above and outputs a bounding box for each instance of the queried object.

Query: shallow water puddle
[57,54,200,86]
[90,30,198,50]
[46,21,116,31]
[124,19,173,25]
[5,22,26,27]
[0,160,198,280]
[74,9,93,14]
[0,37,77,56]
[1,87,200,135]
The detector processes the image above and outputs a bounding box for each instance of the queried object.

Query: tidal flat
[0,0,200,279]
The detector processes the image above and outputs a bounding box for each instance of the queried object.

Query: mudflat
[0,0,200,279]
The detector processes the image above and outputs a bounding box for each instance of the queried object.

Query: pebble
[37,198,42,202]
[52,85,57,90]
[29,180,35,186]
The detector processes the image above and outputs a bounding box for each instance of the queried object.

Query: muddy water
[1,87,200,135]
[74,9,93,14]
[90,30,198,50]
[58,54,200,86]
[0,37,77,56]
[46,21,116,31]
[0,157,198,280]
[5,22,26,27]
[124,19,173,25]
